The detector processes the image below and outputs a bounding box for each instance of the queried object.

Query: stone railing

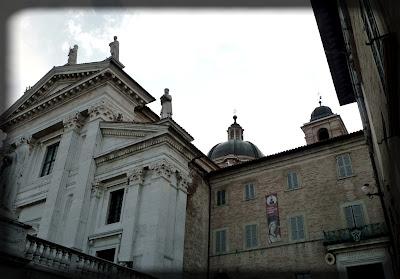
[24,234,155,278]
[323,222,388,246]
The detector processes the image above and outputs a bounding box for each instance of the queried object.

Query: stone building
[0,39,217,277]
[207,106,393,279]
[311,0,400,276]
[0,37,394,279]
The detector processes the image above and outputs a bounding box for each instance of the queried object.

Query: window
[40,142,59,177]
[215,229,227,254]
[216,190,226,206]
[336,153,353,178]
[96,248,116,262]
[295,272,311,279]
[360,0,386,93]
[245,183,255,200]
[106,189,124,224]
[290,215,305,241]
[245,224,258,248]
[344,204,365,228]
[317,128,329,141]
[287,171,299,190]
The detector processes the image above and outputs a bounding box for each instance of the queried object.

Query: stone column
[38,112,83,241]
[64,101,115,250]
[118,167,145,263]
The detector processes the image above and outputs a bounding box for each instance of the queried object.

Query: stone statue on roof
[67,45,78,64]
[109,36,119,60]
[160,88,172,119]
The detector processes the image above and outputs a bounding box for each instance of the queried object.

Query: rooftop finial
[109,36,119,61]
[233,115,237,123]
[319,96,322,106]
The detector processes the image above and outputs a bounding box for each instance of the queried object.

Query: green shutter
[344,206,355,228]
[352,205,365,227]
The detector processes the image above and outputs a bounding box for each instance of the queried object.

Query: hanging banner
[266,193,281,243]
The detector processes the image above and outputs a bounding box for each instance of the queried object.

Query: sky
[6,8,363,156]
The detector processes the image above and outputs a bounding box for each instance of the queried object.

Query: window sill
[243,197,256,202]
[284,187,302,192]
[337,174,356,180]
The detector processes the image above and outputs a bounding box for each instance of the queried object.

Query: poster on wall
[266,193,281,243]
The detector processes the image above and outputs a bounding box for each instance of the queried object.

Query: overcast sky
[6,8,362,156]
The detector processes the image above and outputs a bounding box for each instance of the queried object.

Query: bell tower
[301,100,348,145]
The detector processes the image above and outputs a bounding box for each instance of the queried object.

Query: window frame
[336,153,354,179]
[40,141,60,177]
[287,171,300,190]
[244,223,259,249]
[214,228,228,255]
[105,188,125,225]
[244,183,256,201]
[216,189,227,206]
[288,214,306,242]
[341,201,368,229]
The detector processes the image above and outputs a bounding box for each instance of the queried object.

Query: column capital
[128,167,145,186]
[150,159,175,180]
[91,180,104,199]
[63,112,84,132]
[176,171,191,194]
[88,101,116,121]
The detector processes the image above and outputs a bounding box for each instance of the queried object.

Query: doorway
[347,263,385,279]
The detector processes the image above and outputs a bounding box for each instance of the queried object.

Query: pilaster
[119,167,146,263]
[64,102,111,249]
[38,112,84,241]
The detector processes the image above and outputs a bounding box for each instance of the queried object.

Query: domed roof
[208,140,264,160]
[310,105,333,121]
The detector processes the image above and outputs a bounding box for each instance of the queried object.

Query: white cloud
[7,8,362,155]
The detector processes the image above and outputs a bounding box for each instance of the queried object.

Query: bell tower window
[317,128,330,141]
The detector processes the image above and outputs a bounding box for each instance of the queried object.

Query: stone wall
[183,167,210,277]
[345,0,400,272]
[208,134,386,277]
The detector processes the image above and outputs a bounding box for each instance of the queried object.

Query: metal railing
[323,222,388,246]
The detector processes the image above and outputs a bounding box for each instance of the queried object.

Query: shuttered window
[215,230,227,254]
[287,171,299,190]
[245,183,255,200]
[290,215,305,241]
[245,224,258,248]
[344,204,365,228]
[216,190,226,206]
[336,154,353,178]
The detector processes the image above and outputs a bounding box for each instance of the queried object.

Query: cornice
[94,134,195,166]
[1,68,151,131]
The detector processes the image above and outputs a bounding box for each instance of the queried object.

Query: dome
[207,140,264,160]
[310,105,333,121]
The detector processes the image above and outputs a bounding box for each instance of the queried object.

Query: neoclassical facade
[0,51,216,276]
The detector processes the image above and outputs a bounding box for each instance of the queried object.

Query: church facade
[0,39,394,279]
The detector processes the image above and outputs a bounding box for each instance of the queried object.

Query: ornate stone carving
[91,180,103,199]
[150,160,174,180]
[128,167,145,185]
[63,112,84,131]
[88,101,116,121]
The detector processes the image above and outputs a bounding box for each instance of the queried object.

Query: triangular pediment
[1,58,156,130]
[99,122,168,155]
